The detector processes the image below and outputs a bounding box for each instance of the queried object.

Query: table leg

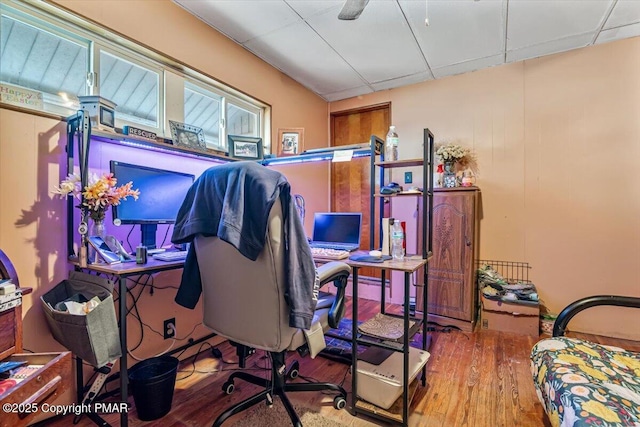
[403,271,410,426]
[119,276,128,427]
[350,267,359,416]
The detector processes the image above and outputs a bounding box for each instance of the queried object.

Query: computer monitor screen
[110,161,194,247]
[312,213,362,246]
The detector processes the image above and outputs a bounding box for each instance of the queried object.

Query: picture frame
[277,128,304,156]
[227,135,264,160]
[169,121,206,151]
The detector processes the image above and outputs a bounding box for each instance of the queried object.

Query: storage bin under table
[356,346,430,410]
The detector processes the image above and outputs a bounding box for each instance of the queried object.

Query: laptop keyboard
[310,243,357,251]
[310,247,349,260]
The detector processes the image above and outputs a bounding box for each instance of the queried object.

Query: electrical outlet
[404,171,413,184]
[164,318,176,339]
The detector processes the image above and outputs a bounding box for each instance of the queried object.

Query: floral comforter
[531,337,640,427]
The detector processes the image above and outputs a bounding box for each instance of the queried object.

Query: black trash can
[128,356,179,421]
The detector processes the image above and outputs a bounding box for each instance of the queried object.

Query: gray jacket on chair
[172,161,319,329]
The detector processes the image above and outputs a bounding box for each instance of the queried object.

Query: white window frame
[94,43,164,133]
[183,79,224,149]
[0,3,92,116]
[1,0,270,150]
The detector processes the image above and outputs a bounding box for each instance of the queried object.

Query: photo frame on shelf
[227,135,264,160]
[277,128,304,156]
[169,121,206,151]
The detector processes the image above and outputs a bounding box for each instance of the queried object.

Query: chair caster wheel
[222,381,235,395]
[287,360,300,380]
[333,395,347,410]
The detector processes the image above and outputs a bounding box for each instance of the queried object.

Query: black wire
[159,224,172,248]
[176,341,217,380]
[125,225,135,253]
[125,274,155,351]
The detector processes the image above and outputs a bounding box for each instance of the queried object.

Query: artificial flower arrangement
[435,142,478,173]
[53,172,140,221]
[435,143,470,162]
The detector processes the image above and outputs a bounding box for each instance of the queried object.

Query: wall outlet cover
[404,171,412,184]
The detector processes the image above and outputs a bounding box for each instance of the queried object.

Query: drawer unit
[0,352,72,427]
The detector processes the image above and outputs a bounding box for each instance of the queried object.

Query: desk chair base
[213,351,347,427]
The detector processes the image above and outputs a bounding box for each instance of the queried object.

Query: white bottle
[385,126,399,161]
[390,218,405,260]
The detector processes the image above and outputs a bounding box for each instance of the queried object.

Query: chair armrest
[553,295,640,337]
[316,261,351,329]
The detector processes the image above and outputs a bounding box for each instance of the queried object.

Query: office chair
[194,194,350,426]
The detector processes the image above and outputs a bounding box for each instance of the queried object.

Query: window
[1,0,269,149]
[184,82,262,151]
[99,49,160,129]
[184,82,221,147]
[227,102,258,138]
[0,10,89,115]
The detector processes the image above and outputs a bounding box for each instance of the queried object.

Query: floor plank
[42,298,639,427]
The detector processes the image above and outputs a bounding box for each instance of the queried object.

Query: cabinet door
[426,190,476,321]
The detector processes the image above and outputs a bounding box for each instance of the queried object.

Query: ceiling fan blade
[338,0,369,20]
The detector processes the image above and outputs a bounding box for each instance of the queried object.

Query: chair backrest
[194,201,297,352]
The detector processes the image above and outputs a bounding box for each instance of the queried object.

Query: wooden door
[330,104,390,287]
[426,189,477,323]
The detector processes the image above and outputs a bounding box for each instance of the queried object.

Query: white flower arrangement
[435,144,470,162]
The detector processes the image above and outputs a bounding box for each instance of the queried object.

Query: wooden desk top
[69,256,184,276]
[338,251,430,273]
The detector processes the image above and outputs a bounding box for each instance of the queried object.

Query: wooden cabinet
[0,250,72,427]
[417,187,479,332]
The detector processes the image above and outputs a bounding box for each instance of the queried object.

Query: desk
[344,252,430,426]
[72,257,185,427]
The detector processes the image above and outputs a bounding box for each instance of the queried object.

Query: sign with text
[122,126,157,141]
[0,84,43,110]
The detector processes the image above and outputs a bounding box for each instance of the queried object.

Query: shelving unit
[349,129,434,426]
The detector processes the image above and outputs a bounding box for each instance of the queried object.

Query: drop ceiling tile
[603,0,640,29]
[285,0,343,19]
[506,33,594,63]
[596,23,640,44]
[507,0,613,50]
[245,20,366,95]
[173,0,300,44]
[305,1,427,83]
[322,85,374,102]
[400,0,506,69]
[370,71,433,91]
[432,54,504,80]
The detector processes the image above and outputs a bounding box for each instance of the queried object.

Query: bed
[530,296,640,427]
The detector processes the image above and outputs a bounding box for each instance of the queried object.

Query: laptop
[309,212,362,252]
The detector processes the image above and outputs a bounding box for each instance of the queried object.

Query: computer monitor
[110,161,195,248]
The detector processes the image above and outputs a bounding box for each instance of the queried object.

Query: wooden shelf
[355,378,420,424]
[375,158,426,168]
[89,128,233,163]
[374,191,423,197]
[356,316,424,352]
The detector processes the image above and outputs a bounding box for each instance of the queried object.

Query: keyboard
[153,251,188,262]
[310,247,349,260]
[309,243,358,251]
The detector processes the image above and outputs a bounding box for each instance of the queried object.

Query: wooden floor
[44,298,640,427]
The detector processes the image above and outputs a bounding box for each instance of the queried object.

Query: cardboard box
[480,295,539,337]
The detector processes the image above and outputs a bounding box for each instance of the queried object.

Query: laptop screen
[312,213,362,245]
